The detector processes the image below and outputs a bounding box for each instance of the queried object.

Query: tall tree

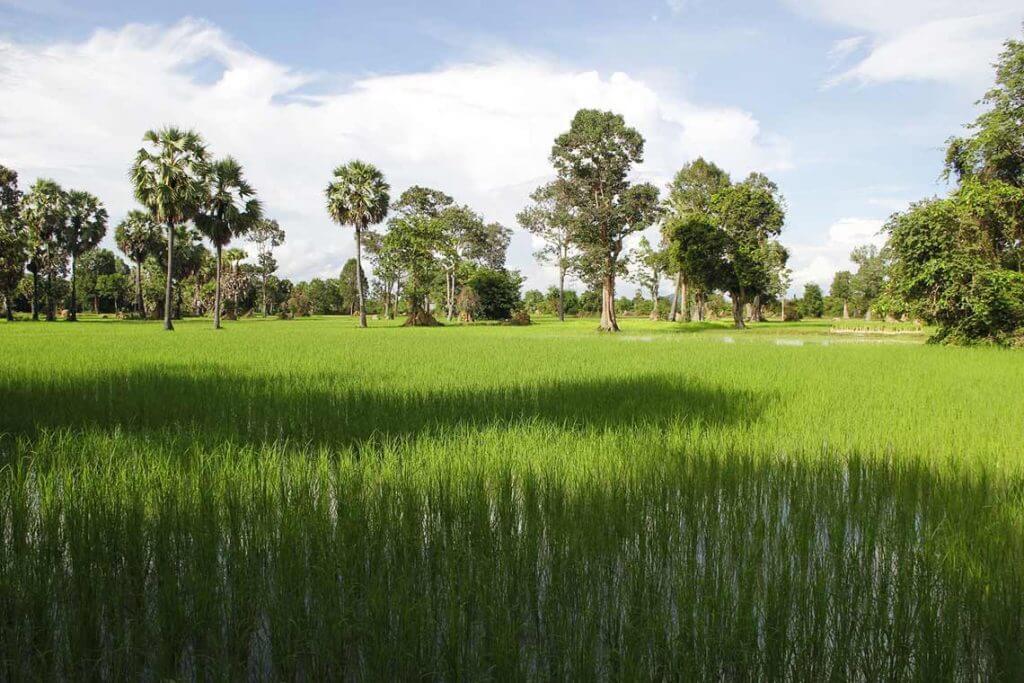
[665,215,729,322]
[663,158,731,321]
[713,173,786,328]
[369,186,453,320]
[435,206,510,320]
[338,258,368,315]
[800,283,825,318]
[849,244,887,319]
[195,157,262,329]
[114,210,162,318]
[223,248,249,318]
[0,166,25,321]
[130,127,210,331]
[75,248,119,313]
[885,29,1022,343]
[326,160,390,328]
[517,181,575,321]
[386,214,444,326]
[62,190,107,321]
[250,218,285,316]
[829,270,854,319]
[628,236,668,320]
[550,109,660,331]
[20,179,67,321]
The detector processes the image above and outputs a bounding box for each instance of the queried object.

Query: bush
[508,309,531,326]
[466,268,522,320]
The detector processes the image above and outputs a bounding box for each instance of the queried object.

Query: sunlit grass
[1,315,1022,678]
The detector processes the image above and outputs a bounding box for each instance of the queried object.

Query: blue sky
[2,0,1022,294]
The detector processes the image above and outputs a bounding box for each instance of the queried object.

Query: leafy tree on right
[885,29,1024,344]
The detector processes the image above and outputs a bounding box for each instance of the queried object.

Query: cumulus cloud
[788,0,1024,88]
[0,18,790,285]
[787,217,887,292]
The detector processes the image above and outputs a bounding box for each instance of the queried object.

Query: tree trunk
[680,280,690,322]
[842,300,849,319]
[31,270,38,321]
[598,273,619,332]
[781,297,786,321]
[164,223,175,331]
[46,270,55,322]
[751,294,763,322]
[558,267,566,322]
[262,272,268,317]
[697,292,705,322]
[4,290,13,321]
[649,284,660,320]
[668,272,680,322]
[93,294,99,315]
[214,243,223,329]
[135,260,145,319]
[355,225,367,328]
[731,291,746,329]
[68,253,78,321]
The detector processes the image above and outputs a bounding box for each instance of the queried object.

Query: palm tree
[20,179,67,321]
[195,157,261,329]
[63,190,107,321]
[115,210,162,318]
[130,127,209,331]
[223,248,248,318]
[326,161,390,328]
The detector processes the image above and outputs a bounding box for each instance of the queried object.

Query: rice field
[1,316,1022,680]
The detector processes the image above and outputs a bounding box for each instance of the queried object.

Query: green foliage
[628,236,668,316]
[75,248,123,313]
[665,157,731,218]
[713,173,786,298]
[465,267,523,320]
[387,213,443,319]
[523,288,544,312]
[891,30,1024,344]
[797,283,824,318]
[0,166,25,318]
[338,258,368,314]
[114,210,162,265]
[550,109,661,330]
[195,157,261,249]
[326,161,390,326]
[517,181,575,318]
[130,127,210,329]
[945,33,1024,186]
[666,215,728,296]
[248,218,285,316]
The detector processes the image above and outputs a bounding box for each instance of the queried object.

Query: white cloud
[827,35,865,63]
[788,0,1024,88]
[0,18,791,286]
[787,217,886,292]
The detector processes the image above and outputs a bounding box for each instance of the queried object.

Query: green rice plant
[0,316,1022,679]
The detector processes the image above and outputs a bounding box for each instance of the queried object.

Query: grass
[1,314,1022,679]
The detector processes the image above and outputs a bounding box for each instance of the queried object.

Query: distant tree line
[3,27,1023,340]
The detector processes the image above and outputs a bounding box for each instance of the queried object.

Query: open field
[1,316,1023,679]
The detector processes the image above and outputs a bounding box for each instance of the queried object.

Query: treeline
[0,140,523,327]
[3,28,1022,341]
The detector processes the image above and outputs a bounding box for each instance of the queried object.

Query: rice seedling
[1,316,1022,679]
